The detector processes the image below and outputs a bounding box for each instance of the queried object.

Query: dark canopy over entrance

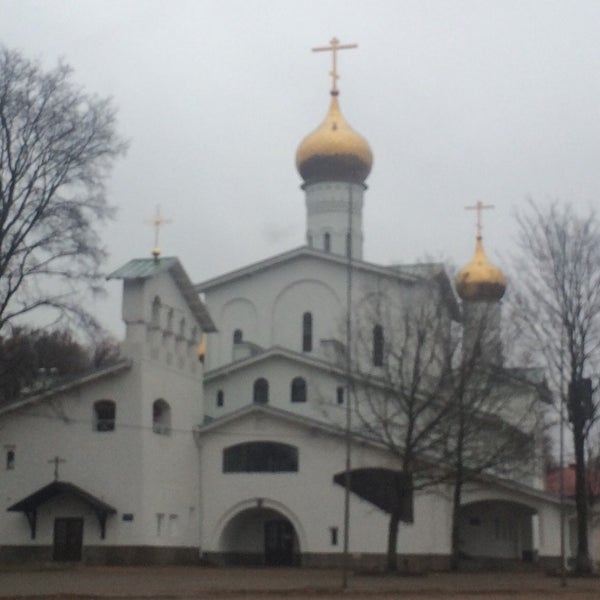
[7,481,116,540]
[333,468,413,522]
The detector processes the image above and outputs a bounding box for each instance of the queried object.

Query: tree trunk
[573,420,591,573]
[450,478,463,571]
[386,512,400,572]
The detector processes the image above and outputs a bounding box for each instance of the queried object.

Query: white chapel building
[0,59,577,568]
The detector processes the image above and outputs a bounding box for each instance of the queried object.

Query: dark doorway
[53,517,83,561]
[264,519,295,566]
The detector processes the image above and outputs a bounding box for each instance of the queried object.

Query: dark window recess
[372,324,384,367]
[302,312,312,352]
[233,329,243,344]
[223,442,299,473]
[6,449,15,470]
[324,232,331,252]
[94,400,116,432]
[345,232,352,257]
[330,526,338,546]
[336,386,344,405]
[253,378,269,404]
[122,513,134,522]
[216,390,224,407]
[291,377,307,403]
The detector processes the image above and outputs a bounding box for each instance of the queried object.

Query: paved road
[0,566,599,599]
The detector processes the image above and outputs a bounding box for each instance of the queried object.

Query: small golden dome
[296,93,373,185]
[455,238,506,302]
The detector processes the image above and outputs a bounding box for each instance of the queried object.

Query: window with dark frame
[336,386,344,405]
[253,378,269,404]
[302,312,312,352]
[94,400,116,432]
[216,389,224,408]
[291,377,307,403]
[324,232,331,252]
[233,329,243,344]
[223,441,298,473]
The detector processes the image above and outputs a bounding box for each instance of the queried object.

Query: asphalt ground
[0,566,599,599]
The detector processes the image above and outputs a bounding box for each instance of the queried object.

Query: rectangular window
[156,513,164,537]
[336,387,344,405]
[330,526,338,546]
[5,447,15,470]
[169,514,179,538]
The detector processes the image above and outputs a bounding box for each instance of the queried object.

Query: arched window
[291,377,307,403]
[94,400,116,432]
[153,399,171,435]
[253,378,269,404]
[233,329,243,344]
[302,312,312,352]
[151,296,161,327]
[216,389,224,408]
[373,324,384,367]
[324,232,331,252]
[223,442,298,472]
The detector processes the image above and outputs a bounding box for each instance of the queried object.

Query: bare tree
[509,200,600,573]
[0,326,121,403]
[0,47,126,332]
[346,276,540,571]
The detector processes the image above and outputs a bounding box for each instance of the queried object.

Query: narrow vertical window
[233,329,243,344]
[6,449,15,470]
[324,232,331,252]
[330,526,338,546]
[345,232,352,258]
[253,378,269,404]
[373,324,384,367]
[216,390,224,408]
[302,312,312,352]
[336,386,344,405]
[291,377,307,403]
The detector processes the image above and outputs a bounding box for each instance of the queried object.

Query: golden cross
[312,37,358,94]
[465,200,494,239]
[146,205,172,258]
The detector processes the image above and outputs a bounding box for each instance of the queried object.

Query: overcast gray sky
[2,0,600,335]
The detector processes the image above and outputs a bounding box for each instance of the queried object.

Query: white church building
[0,52,576,569]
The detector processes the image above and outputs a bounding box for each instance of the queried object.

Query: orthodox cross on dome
[48,455,66,481]
[146,205,172,258]
[465,200,494,240]
[312,37,358,95]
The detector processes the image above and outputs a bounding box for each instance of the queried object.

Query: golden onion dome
[296,93,373,185]
[455,237,507,302]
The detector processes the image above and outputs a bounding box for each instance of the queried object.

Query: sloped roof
[8,480,116,514]
[0,359,132,416]
[204,346,347,382]
[109,257,216,332]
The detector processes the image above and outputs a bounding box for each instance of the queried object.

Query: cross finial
[48,456,66,481]
[312,37,358,95]
[146,205,172,259]
[465,200,495,240]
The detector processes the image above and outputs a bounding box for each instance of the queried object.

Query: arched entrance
[219,506,300,566]
[459,500,537,562]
